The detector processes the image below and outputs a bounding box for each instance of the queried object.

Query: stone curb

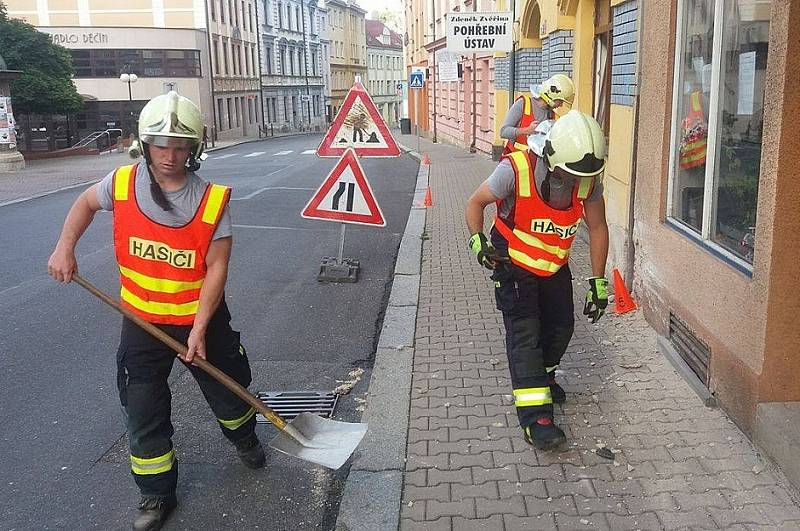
[335,153,429,531]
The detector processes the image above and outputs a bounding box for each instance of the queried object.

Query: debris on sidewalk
[332,368,364,396]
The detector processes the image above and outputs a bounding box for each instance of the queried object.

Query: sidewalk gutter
[335,150,428,531]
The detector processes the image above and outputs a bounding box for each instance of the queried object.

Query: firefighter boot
[523,417,567,451]
[234,432,266,469]
[132,495,177,531]
[548,377,566,404]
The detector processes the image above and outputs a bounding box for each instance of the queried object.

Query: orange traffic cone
[422,153,431,165]
[423,186,433,207]
[612,268,637,314]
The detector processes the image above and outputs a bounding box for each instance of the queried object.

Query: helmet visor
[562,152,606,177]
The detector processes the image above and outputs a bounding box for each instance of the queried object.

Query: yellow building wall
[604,104,635,277]
[571,0,594,113]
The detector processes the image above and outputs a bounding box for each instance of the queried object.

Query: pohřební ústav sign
[445,12,513,53]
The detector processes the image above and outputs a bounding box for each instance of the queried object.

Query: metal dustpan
[72,274,368,471]
[269,412,367,470]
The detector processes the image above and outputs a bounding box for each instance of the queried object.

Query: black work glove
[468,233,506,270]
[583,276,609,324]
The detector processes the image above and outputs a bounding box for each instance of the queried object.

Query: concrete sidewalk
[342,133,800,530]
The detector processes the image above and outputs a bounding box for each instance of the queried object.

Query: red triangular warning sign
[317,81,401,158]
[301,148,386,226]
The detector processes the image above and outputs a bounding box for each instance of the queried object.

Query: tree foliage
[0,2,84,115]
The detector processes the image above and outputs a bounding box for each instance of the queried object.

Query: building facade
[366,19,403,127]
[403,0,498,153]
[5,0,260,146]
[207,0,261,140]
[317,2,332,123]
[325,0,366,118]
[258,0,325,132]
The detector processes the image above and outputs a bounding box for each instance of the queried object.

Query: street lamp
[119,72,138,101]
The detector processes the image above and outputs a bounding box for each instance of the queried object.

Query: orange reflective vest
[679,91,708,170]
[503,95,552,155]
[111,164,231,325]
[493,151,586,277]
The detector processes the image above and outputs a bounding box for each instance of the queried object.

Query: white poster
[737,51,756,115]
[436,50,460,82]
[445,12,513,54]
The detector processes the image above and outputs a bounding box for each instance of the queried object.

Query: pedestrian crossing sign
[316,81,401,158]
[409,70,425,89]
[301,148,386,227]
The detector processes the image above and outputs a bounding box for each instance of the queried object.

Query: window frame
[666,0,754,274]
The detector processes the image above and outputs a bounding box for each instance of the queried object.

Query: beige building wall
[633,0,800,435]
[326,0,366,115]
[6,0,207,28]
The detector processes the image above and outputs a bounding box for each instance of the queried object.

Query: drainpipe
[202,0,217,146]
[624,0,645,289]
[508,0,516,104]
[254,0,266,134]
[431,0,437,142]
[469,0,477,153]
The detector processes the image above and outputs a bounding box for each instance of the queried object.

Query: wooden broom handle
[72,273,287,430]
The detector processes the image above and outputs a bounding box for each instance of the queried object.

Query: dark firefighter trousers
[116,300,256,499]
[491,262,575,429]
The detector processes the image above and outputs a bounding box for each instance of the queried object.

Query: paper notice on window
[737,51,756,115]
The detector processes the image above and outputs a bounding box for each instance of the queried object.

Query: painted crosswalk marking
[274,150,293,156]
[244,151,266,157]
[301,149,316,155]
[213,153,236,160]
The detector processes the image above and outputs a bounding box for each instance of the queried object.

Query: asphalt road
[0,134,419,530]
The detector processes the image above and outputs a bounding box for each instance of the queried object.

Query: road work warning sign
[302,148,386,226]
[445,12,513,53]
[317,81,400,158]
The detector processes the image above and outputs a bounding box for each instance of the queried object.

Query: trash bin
[400,118,411,135]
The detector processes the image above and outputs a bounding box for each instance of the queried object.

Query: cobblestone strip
[399,135,800,531]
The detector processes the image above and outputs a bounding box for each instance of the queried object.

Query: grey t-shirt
[97,163,232,240]
[499,97,552,141]
[486,157,603,217]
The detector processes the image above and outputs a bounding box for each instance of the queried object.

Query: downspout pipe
[508,0,517,104]
[255,0,266,134]
[625,0,644,289]
[202,0,217,146]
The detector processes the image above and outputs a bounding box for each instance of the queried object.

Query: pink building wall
[425,51,495,154]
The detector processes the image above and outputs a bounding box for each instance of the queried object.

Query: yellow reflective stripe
[513,387,552,407]
[120,286,199,316]
[508,248,563,273]
[680,150,707,164]
[690,92,702,112]
[114,165,135,201]
[546,365,559,373]
[119,266,204,294]
[522,94,532,115]
[577,178,593,200]
[218,407,256,431]
[682,139,707,151]
[513,141,528,151]
[130,449,175,475]
[511,229,571,259]
[509,151,532,198]
[201,184,228,224]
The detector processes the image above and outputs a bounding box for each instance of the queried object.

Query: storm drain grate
[255,391,339,424]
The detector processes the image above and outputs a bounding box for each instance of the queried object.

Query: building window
[211,0,217,21]
[283,96,289,120]
[668,0,770,266]
[227,98,233,129]
[217,99,225,130]
[71,49,202,78]
[277,1,283,27]
[223,40,230,75]
[249,4,254,32]
[295,5,300,31]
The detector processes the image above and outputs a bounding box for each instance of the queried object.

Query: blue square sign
[409,71,425,89]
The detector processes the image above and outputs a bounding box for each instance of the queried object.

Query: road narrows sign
[317,81,401,158]
[301,148,386,227]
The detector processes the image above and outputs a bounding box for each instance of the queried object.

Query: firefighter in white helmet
[48,91,264,530]
[466,110,609,450]
[500,74,575,155]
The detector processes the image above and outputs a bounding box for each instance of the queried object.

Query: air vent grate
[669,312,711,386]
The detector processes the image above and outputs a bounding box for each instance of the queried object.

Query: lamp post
[119,72,138,138]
